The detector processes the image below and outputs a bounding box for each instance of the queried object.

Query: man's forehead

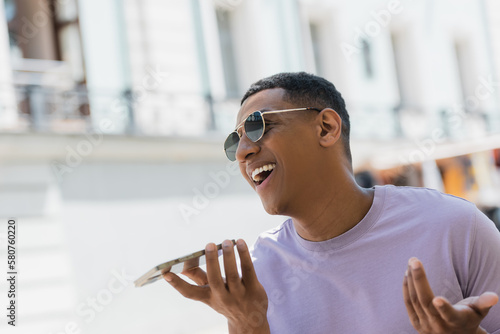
[236,88,288,125]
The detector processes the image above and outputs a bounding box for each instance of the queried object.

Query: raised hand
[164,239,270,334]
[403,257,498,334]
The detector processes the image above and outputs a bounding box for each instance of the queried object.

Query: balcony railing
[4,84,242,137]
[3,83,499,141]
[14,85,91,132]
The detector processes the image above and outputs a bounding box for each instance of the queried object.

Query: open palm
[403,257,498,334]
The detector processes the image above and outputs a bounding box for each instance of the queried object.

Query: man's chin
[261,200,283,216]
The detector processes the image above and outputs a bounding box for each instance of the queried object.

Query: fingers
[236,239,259,287]
[181,256,208,286]
[163,272,210,302]
[471,292,499,316]
[403,271,419,325]
[406,262,427,322]
[222,240,242,292]
[167,240,259,303]
[205,242,226,292]
[433,296,457,323]
[182,267,208,286]
[408,257,440,317]
[182,257,201,272]
[403,257,446,329]
[403,257,497,332]
[432,292,498,324]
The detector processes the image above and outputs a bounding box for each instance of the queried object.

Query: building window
[5,0,89,131]
[5,0,85,83]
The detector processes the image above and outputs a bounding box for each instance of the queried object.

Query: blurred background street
[1,0,500,333]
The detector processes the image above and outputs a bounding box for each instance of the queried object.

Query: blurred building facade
[1,0,500,333]
[2,0,500,212]
[1,0,499,137]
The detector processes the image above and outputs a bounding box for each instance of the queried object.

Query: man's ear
[316,108,342,148]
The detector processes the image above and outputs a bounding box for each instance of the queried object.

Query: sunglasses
[224,107,321,161]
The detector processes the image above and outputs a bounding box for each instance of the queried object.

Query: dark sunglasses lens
[244,112,264,142]
[224,132,239,161]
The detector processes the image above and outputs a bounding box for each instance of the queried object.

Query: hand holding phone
[163,239,271,333]
[134,240,234,287]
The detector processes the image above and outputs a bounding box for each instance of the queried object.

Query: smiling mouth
[251,164,276,186]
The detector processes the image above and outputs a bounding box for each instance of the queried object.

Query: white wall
[78,0,132,133]
[0,0,18,129]
[485,0,500,132]
[122,0,210,136]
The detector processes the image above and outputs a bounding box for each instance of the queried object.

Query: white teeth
[251,164,276,182]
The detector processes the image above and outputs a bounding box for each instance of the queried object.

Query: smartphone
[134,240,236,288]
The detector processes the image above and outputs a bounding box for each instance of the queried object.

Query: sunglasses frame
[224,107,322,161]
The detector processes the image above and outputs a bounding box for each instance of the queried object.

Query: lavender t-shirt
[251,185,500,333]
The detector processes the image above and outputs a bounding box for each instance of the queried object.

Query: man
[164,72,500,333]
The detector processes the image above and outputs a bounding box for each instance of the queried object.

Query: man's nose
[235,133,260,162]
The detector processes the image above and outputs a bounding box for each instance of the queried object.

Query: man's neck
[291,176,375,242]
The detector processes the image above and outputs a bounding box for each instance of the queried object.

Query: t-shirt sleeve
[466,208,500,333]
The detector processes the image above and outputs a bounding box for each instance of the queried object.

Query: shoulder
[379,185,500,246]
[380,185,476,216]
[382,184,472,204]
[373,185,482,238]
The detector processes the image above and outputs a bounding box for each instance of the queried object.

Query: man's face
[235,88,319,215]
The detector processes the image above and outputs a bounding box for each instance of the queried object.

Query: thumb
[473,292,499,315]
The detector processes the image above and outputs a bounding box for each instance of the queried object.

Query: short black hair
[241,72,351,163]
